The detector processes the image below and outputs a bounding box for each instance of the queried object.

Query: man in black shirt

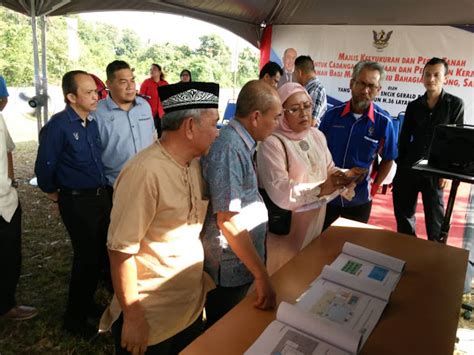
[393,57,464,241]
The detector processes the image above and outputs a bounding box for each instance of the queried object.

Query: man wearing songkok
[201,80,281,328]
[319,61,397,229]
[99,82,220,355]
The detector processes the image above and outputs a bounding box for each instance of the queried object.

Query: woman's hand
[345,167,368,184]
[319,170,354,196]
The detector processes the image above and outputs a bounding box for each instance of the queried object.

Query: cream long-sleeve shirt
[0,113,18,223]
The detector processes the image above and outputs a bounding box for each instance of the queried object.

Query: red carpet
[368,182,471,248]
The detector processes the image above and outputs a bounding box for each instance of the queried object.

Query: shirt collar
[105,94,138,110]
[341,101,375,123]
[229,119,257,153]
[66,105,94,123]
[422,89,446,106]
[305,76,320,89]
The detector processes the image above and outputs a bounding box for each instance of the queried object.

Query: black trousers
[58,190,111,322]
[393,167,444,241]
[323,201,373,231]
[154,114,162,138]
[204,283,251,330]
[0,204,22,315]
[112,312,204,355]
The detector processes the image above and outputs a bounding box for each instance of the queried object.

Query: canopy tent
[1,0,473,47]
[1,0,473,130]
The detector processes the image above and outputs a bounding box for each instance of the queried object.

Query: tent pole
[30,1,42,135]
[40,16,48,126]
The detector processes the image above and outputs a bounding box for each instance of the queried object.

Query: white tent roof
[1,0,473,47]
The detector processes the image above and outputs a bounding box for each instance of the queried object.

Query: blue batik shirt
[200,119,268,287]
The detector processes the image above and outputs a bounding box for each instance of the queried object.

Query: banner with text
[270,25,474,122]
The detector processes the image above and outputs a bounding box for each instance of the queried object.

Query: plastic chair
[218,100,237,128]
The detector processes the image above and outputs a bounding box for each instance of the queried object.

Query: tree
[194,34,233,87]
[77,19,119,78]
[0,8,34,86]
[237,47,259,86]
[0,9,259,89]
[115,28,141,60]
[44,16,70,84]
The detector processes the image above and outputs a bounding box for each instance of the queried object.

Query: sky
[79,11,258,54]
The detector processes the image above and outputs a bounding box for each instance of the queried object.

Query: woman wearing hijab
[139,63,169,136]
[257,83,357,272]
[179,69,192,83]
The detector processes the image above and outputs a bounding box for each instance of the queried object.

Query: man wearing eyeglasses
[259,61,283,88]
[319,61,397,229]
[294,55,327,127]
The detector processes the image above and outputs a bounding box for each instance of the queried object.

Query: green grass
[0,142,114,354]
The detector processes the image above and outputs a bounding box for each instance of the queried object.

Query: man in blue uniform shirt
[35,70,110,337]
[320,61,397,229]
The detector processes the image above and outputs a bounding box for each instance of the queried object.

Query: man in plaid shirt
[294,55,327,127]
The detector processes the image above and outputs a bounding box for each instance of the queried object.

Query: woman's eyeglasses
[283,102,313,115]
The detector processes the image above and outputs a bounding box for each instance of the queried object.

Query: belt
[59,186,107,196]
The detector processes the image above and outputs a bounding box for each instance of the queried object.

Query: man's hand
[122,309,150,355]
[253,275,276,310]
[46,191,59,203]
[439,178,447,189]
[217,211,276,311]
[370,182,381,197]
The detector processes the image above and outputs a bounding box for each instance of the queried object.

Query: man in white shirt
[0,114,37,321]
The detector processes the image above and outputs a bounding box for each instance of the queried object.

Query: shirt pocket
[358,136,379,163]
[138,114,152,122]
[68,132,93,165]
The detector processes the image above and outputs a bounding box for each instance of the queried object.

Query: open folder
[246,242,406,355]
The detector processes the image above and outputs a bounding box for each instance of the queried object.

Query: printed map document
[328,242,406,291]
[245,302,353,355]
[246,243,406,354]
[297,266,388,349]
